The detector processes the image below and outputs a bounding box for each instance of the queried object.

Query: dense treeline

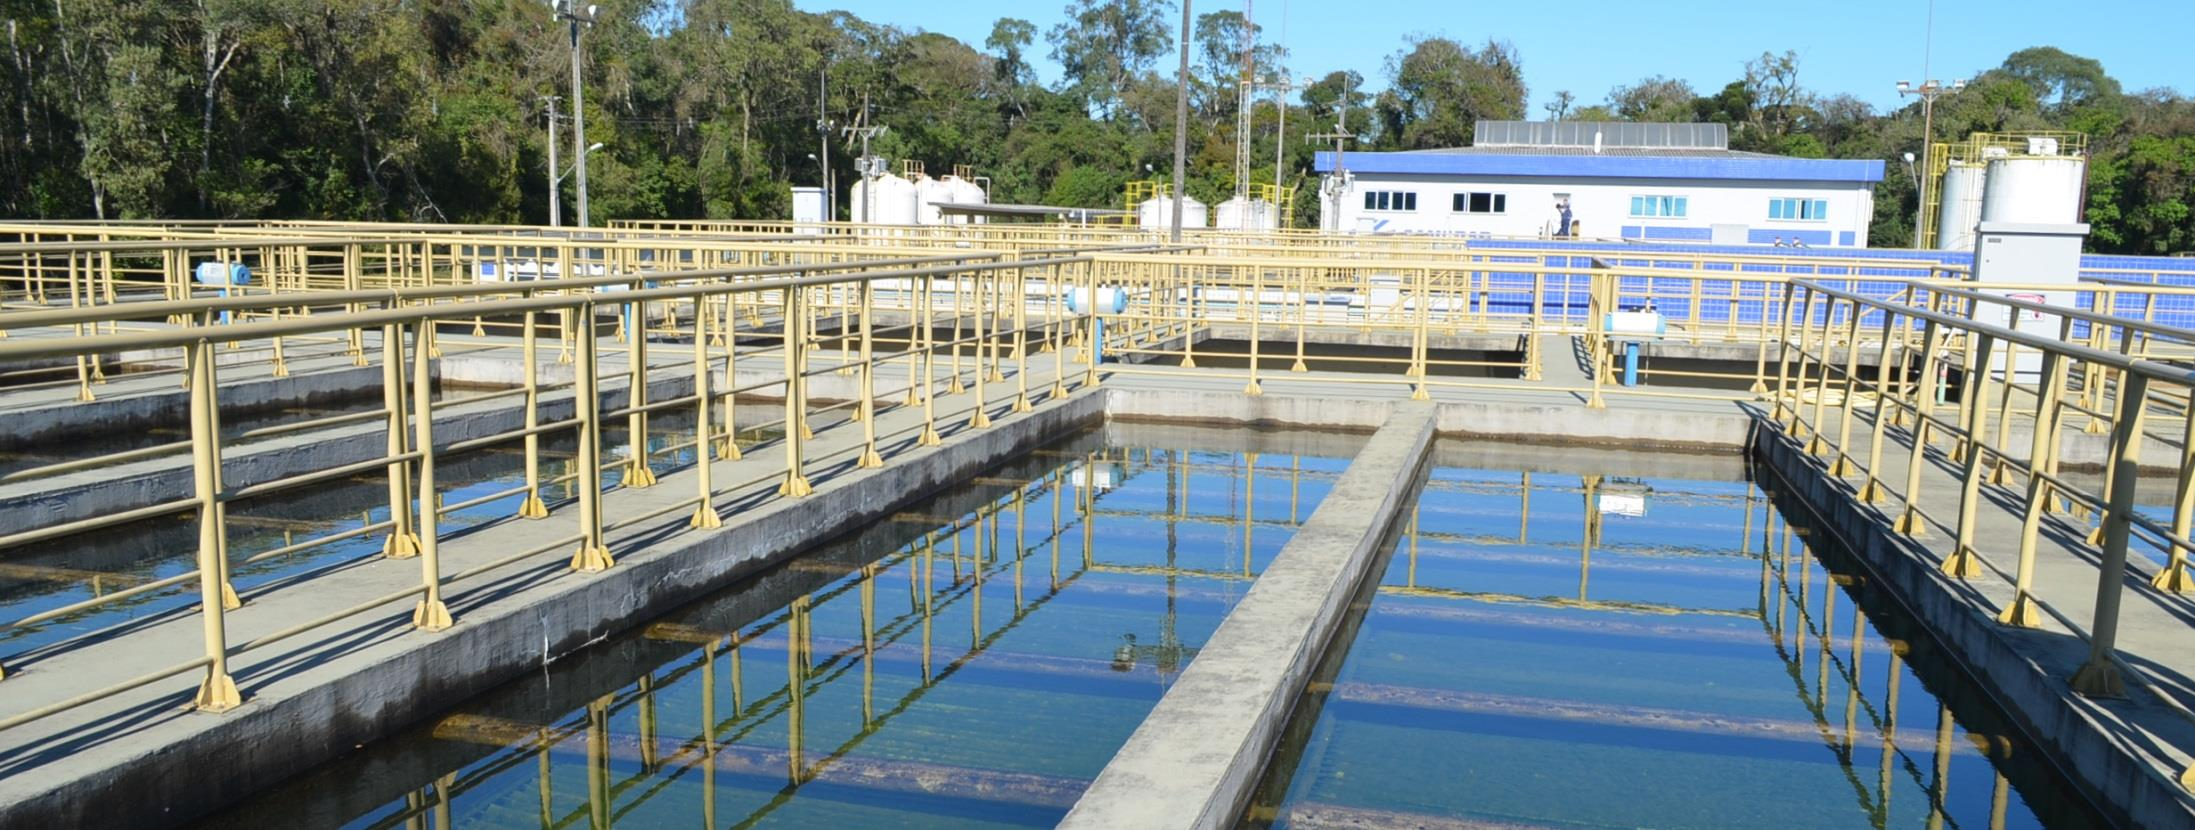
[0,1,2187,253]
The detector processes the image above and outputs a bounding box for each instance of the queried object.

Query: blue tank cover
[193,261,252,286]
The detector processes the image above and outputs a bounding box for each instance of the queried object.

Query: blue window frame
[1628,195,1688,218]
[1769,197,1831,221]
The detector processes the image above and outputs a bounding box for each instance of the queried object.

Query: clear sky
[792,0,2191,117]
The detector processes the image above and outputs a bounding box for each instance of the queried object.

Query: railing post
[1806,298,1845,457]
[1895,320,1945,536]
[970,269,994,429]
[2155,399,2195,592]
[2001,349,2070,626]
[623,279,658,488]
[719,294,743,460]
[1011,262,1034,413]
[781,285,815,496]
[1411,267,1431,401]
[857,277,885,468]
[518,311,550,519]
[409,321,454,631]
[1246,261,1264,396]
[1858,306,1906,502]
[1943,334,1998,578]
[2070,372,2151,698]
[570,301,614,572]
[186,339,242,711]
[690,294,723,528]
[381,321,421,559]
[1787,289,1822,438]
[1769,282,1798,420]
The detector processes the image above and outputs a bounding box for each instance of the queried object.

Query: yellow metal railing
[0,254,1099,732]
[1769,277,2195,789]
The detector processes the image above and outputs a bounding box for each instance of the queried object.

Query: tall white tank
[1980,156,2086,226]
[1214,197,1279,231]
[1935,161,1987,250]
[912,174,954,225]
[940,175,986,224]
[851,172,918,225]
[1137,195,1207,230]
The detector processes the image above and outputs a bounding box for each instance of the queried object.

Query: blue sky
[793,0,2191,117]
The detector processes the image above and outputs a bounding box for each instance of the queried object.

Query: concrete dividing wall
[1058,402,1436,830]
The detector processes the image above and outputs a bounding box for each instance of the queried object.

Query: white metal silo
[1935,161,1987,250]
[1138,195,1207,230]
[851,171,918,225]
[1980,156,2087,226]
[940,175,986,224]
[912,174,954,225]
[1216,197,1280,231]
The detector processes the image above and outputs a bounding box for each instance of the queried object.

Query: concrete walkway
[1757,403,2195,828]
[0,347,1100,827]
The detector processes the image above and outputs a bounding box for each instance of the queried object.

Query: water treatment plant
[0,217,2194,830]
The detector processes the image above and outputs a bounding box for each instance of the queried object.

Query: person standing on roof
[1556,198,1574,239]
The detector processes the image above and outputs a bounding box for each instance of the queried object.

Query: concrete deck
[1058,403,1435,829]
[0,349,1102,826]
[1756,404,2195,828]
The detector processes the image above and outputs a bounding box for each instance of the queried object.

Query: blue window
[1628,195,1688,218]
[1769,197,1831,221]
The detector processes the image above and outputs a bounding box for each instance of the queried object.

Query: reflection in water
[203,427,1361,829]
[1245,455,2106,830]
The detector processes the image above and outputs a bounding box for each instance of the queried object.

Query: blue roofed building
[1315,121,1887,247]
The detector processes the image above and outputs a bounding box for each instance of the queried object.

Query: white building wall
[1322,173,1877,247]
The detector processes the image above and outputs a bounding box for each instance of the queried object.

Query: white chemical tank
[1216,197,1278,230]
[1935,161,1987,250]
[1980,156,2086,225]
[912,174,954,226]
[940,175,987,224]
[851,172,918,225]
[1137,195,1207,230]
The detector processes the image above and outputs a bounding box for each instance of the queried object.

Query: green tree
[1047,0,1174,119]
[1374,37,1525,150]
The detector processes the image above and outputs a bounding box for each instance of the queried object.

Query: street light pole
[552,1,599,228]
[542,95,561,226]
[1897,77,1966,248]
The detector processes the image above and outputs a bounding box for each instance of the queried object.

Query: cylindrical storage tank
[1935,161,1987,250]
[912,175,953,225]
[851,172,918,225]
[1137,196,1207,230]
[1249,199,1277,231]
[940,175,986,224]
[1980,156,2086,225]
[1215,196,1250,230]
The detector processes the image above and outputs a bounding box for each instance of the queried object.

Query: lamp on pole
[1897,77,1965,248]
[549,0,599,228]
[552,142,605,226]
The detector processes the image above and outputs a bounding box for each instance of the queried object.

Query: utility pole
[1169,0,1192,243]
[542,95,562,226]
[817,69,837,222]
[1308,94,1355,232]
[1230,0,1255,206]
[550,1,600,228]
[1897,76,1965,247]
[841,92,887,224]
